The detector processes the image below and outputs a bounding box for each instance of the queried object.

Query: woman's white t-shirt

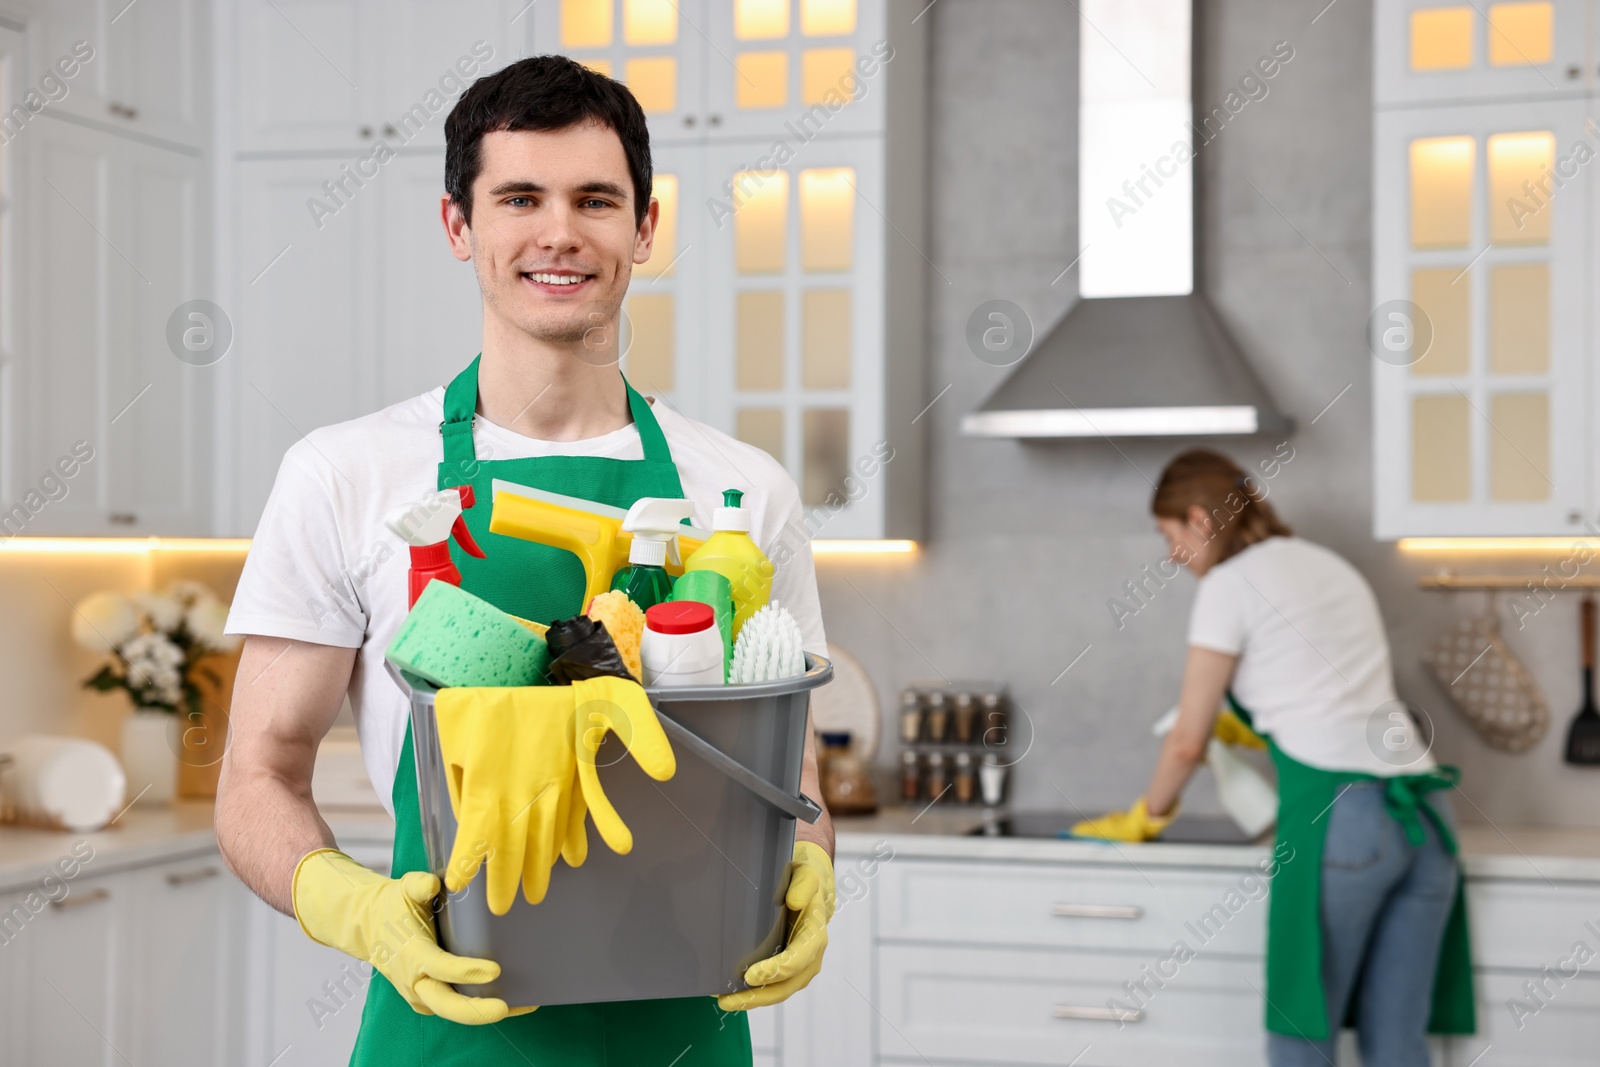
[225,388,827,816]
[1187,536,1434,776]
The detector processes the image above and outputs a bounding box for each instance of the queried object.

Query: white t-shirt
[1187,537,1434,776]
[226,388,827,815]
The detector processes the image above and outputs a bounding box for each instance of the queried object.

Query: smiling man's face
[449,121,656,350]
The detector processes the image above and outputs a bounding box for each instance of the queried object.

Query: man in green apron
[217,55,835,1066]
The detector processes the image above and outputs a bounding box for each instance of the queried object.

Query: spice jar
[925,751,949,800]
[820,732,879,815]
[900,750,921,801]
[953,692,977,743]
[953,751,975,803]
[899,690,923,744]
[925,692,950,743]
[980,692,1007,747]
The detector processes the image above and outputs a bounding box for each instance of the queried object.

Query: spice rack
[897,681,1010,806]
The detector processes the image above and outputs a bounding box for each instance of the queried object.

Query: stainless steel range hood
[962,0,1290,441]
[961,294,1290,438]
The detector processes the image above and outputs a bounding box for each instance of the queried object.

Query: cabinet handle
[1568,64,1582,80]
[1050,903,1143,920]
[109,512,138,526]
[1052,1004,1144,1023]
[682,115,696,127]
[50,887,110,911]
[708,113,722,126]
[359,126,373,138]
[166,866,220,887]
[108,102,138,120]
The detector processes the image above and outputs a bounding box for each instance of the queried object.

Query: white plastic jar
[642,601,725,687]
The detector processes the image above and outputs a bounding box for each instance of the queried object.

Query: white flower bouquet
[72,581,242,717]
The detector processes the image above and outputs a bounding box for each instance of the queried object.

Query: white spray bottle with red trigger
[383,485,487,608]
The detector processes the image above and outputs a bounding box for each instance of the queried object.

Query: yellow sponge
[586,591,644,683]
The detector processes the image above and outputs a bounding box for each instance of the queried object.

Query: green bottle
[610,497,696,610]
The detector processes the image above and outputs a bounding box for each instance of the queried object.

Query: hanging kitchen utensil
[1564,594,1600,765]
[1423,595,1548,754]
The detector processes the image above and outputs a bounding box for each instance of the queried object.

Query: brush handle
[1585,596,1595,673]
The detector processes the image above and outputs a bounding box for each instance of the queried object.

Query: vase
[121,710,179,807]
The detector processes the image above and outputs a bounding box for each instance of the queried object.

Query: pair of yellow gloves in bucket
[292,676,834,1024]
[1070,708,1267,842]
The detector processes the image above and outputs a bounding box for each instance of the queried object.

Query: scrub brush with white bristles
[729,602,806,684]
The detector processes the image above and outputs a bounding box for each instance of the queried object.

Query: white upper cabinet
[33,0,208,148]
[702,0,889,140]
[1372,101,1588,537]
[1375,0,1587,106]
[530,0,709,146]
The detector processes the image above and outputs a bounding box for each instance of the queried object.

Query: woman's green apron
[348,357,752,1066]
[1229,697,1475,1041]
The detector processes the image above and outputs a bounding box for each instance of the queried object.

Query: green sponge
[386,580,549,688]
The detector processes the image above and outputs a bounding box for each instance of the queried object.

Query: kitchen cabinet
[232,0,525,154]
[1370,0,1600,538]
[525,0,928,541]
[33,0,208,149]
[18,114,213,536]
[10,871,121,1066]
[227,151,480,532]
[1374,0,1586,106]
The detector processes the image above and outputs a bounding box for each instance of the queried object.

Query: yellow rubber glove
[569,676,676,856]
[1070,797,1178,842]
[719,841,835,1011]
[434,686,581,914]
[1214,707,1267,750]
[292,847,521,1025]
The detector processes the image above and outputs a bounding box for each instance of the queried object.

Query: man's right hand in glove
[292,847,521,1025]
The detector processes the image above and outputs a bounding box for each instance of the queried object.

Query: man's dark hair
[444,55,653,228]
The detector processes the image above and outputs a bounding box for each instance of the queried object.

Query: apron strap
[1382,767,1462,853]
[439,357,674,468]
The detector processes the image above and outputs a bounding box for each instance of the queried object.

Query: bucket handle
[652,710,822,824]
[384,660,821,824]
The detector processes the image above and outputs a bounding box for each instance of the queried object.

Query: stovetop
[967,810,1266,845]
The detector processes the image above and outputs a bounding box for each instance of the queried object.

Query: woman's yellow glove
[718,841,835,1011]
[569,676,676,856]
[1070,797,1177,842]
[434,686,582,913]
[291,848,525,1024]
[1214,708,1267,750]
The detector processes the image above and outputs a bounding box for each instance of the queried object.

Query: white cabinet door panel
[1374,0,1587,107]
[879,858,1268,958]
[878,942,1267,1067]
[1449,972,1600,1066]
[15,873,121,1067]
[235,0,373,153]
[374,0,527,151]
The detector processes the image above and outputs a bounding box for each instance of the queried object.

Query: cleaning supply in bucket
[386,580,549,688]
[490,480,709,608]
[728,601,805,684]
[682,489,773,641]
[641,601,725,687]
[585,590,646,683]
[384,485,487,608]
[610,497,696,610]
[544,616,634,684]
[668,570,734,680]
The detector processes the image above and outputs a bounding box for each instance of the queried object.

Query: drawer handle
[1053,1004,1144,1024]
[1051,903,1143,920]
[50,887,110,911]
[166,867,220,887]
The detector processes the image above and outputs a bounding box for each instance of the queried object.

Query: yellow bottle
[683,489,773,641]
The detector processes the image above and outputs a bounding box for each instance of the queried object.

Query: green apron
[1228,697,1475,1041]
[348,357,752,1066]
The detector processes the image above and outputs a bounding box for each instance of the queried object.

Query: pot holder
[1423,602,1549,753]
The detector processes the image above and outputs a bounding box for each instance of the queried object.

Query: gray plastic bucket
[386,654,833,1006]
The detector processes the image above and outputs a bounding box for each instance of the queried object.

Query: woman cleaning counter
[1073,449,1472,1067]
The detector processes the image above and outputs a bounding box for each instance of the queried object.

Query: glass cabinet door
[619,144,707,421]
[531,0,708,145]
[1372,100,1588,537]
[703,0,888,141]
[702,139,884,538]
[1374,0,1586,105]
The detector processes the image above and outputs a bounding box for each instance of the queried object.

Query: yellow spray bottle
[682,489,774,641]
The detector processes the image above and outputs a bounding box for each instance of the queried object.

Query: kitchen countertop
[3,800,1600,892]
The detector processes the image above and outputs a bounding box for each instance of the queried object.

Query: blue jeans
[1267,781,1460,1067]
